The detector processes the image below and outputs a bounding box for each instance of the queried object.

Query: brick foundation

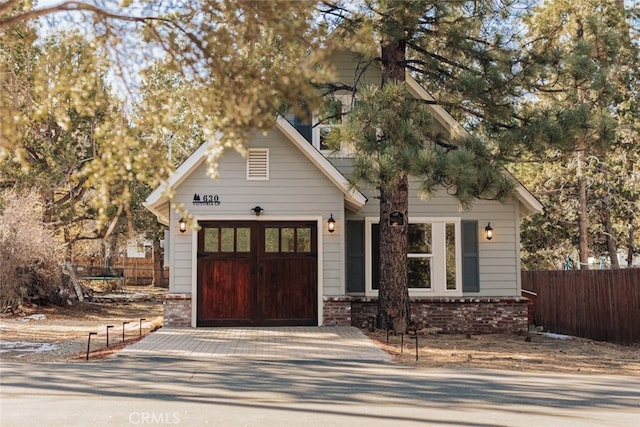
[328,296,529,334]
[163,293,192,327]
[323,297,353,326]
[168,293,527,332]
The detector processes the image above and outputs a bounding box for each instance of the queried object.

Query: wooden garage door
[197,221,317,326]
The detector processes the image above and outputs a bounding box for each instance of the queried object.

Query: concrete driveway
[117,326,391,362]
[1,327,639,426]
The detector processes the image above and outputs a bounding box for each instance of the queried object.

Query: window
[314,94,352,152]
[407,224,433,289]
[368,218,461,295]
[204,227,251,253]
[264,226,313,253]
[247,148,269,180]
[284,94,354,153]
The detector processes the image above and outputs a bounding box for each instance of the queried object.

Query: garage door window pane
[204,228,219,252]
[297,228,311,252]
[265,228,279,252]
[281,228,295,252]
[237,228,251,252]
[221,228,234,252]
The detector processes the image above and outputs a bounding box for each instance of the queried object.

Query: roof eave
[406,74,543,218]
[275,116,367,211]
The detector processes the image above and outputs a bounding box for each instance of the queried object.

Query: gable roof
[143,119,368,225]
[145,70,542,224]
[405,75,543,218]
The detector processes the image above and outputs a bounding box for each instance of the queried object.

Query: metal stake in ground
[86,332,97,361]
[410,335,419,361]
[139,318,146,336]
[106,325,114,347]
[122,321,130,342]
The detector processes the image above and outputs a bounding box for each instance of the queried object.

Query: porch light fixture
[327,214,336,233]
[252,206,264,216]
[178,218,187,233]
[485,222,494,241]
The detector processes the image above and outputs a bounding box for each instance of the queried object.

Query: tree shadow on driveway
[1,357,638,426]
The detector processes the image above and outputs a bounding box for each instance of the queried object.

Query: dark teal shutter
[371,223,380,290]
[461,221,480,292]
[346,220,365,293]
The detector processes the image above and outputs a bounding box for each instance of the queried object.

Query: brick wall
[165,293,528,332]
[163,293,192,327]
[322,297,352,326]
[348,297,529,333]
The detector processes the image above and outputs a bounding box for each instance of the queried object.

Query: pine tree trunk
[152,236,165,287]
[627,211,635,267]
[377,175,411,332]
[601,200,619,269]
[376,34,411,332]
[577,148,589,269]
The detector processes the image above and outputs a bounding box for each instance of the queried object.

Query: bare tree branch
[0,1,172,30]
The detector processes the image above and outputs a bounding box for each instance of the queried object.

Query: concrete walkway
[118,326,392,362]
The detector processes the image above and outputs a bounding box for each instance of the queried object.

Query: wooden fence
[73,257,165,286]
[522,269,640,344]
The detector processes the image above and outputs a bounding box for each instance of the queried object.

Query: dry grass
[0,285,164,362]
[365,329,640,375]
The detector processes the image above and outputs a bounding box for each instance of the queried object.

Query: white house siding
[169,128,346,297]
[332,158,522,297]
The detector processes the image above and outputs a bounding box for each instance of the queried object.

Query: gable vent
[247,148,269,180]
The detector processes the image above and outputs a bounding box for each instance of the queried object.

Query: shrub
[0,190,63,311]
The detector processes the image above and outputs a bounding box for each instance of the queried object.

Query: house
[144,51,543,333]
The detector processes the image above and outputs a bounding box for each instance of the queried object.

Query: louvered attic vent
[246,148,269,180]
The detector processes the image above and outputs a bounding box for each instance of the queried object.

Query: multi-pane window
[265,227,312,253]
[204,227,251,253]
[314,95,351,151]
[284,94,353,153]
[407,224,433,289]
[370,219,460,294]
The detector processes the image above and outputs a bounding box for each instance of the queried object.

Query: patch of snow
[0,340,59,353]
[94,292,149,301]
[16,314,47,322]
[540,332,573,340]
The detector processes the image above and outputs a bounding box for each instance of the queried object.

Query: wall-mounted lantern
[485,222,494,241]
[251,206,264,216]
[178,218,187,233]
[327,214,336,233]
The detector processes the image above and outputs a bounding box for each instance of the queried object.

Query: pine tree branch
[404,61,454,80]
[315,82,355,95]
[505,155,564,163]
[318,1,353,19]
[406,41,473,72]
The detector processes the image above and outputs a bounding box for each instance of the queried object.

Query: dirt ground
[365,329,640,375]
[1,288,638,374]
[0,284,164,362]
